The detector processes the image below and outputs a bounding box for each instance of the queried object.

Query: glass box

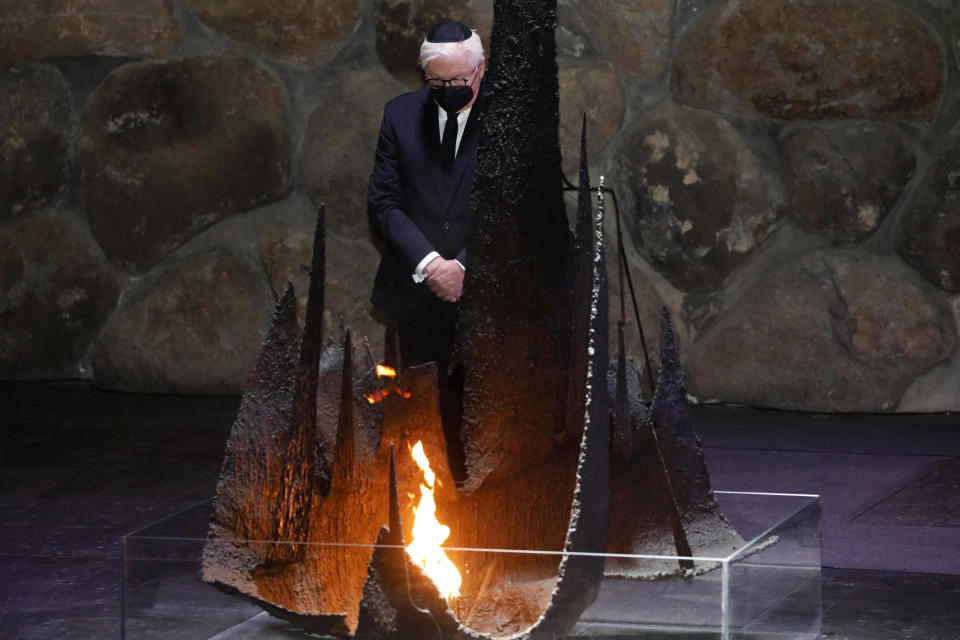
[122,491,821,639]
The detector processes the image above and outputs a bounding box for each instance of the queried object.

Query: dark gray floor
[697,406,960,575]
[1,382,959,639]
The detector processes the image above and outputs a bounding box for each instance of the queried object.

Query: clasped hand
[422,257,463,303]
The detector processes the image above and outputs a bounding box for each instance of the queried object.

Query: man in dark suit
[367,19,486,481]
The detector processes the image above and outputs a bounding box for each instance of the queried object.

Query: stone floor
[1,381,959,639]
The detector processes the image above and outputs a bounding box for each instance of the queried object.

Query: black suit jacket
[367,85,484,316]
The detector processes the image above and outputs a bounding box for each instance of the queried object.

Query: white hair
[418,30,484,70]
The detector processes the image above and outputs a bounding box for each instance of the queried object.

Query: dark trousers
[394,292,467,485]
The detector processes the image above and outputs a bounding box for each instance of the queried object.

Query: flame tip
[405,439,462,600]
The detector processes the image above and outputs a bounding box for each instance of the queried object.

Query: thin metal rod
[564,173,656,398]
[616,211,656,399]
[611,179,627,325]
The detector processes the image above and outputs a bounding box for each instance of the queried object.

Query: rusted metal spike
[651,307,686,430]
[356,447,405,638]
[202,284,307,596]
[335,328,355,478]
[381,446,409,601]
[253,282,299,392]
[648,305,746,570]
[206,282,299,547]
[574,114,592,254]
[607,356,679,575]
[456,0,574,492]
[356,526,404,639]
[304,204,326,351]
[270,207,329,555]
[608,306,744,578]
[650,307,695,569]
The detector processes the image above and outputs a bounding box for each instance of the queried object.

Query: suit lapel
[421,95,441,152]
[421,97,447,210]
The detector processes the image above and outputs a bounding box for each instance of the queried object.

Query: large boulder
[898,357,960,412]
[300,67,407,239]
[897,295,960,412]
[0,64,75,218]
[780,121,916,246]
[606,102,786,293]
[672,0,945,122]
[0,208,119,379]
[81,52,291,271]
[374,0,493,85]
[557,0,675,80]
[185,0,361,66]
[558,63,624,178]
[686,249,957,412]
[0,0,179,62]
[91,248,275,394]
[895,120,960,293]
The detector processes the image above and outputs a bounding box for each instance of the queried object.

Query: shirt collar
[438,105,472,126]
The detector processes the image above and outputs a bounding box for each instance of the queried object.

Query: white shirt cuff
[412,251,441,283]
[454,259,465,271]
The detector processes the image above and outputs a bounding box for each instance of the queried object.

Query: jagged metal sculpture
[606,306,743,579]
[202,0,741,636]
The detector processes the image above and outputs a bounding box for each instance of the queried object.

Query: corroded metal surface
[203,0,741,635]
[649,308,743,560]
[606,309,744,578]
[456,0,574,495]
[273,204,328,559]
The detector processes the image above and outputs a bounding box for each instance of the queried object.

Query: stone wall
[1,0,958,411]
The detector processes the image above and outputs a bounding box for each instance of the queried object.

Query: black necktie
[441,112,458,169]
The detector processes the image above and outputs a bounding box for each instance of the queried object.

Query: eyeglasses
[426,63,481,88]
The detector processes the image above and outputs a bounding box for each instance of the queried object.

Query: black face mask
[430,84,474,114]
